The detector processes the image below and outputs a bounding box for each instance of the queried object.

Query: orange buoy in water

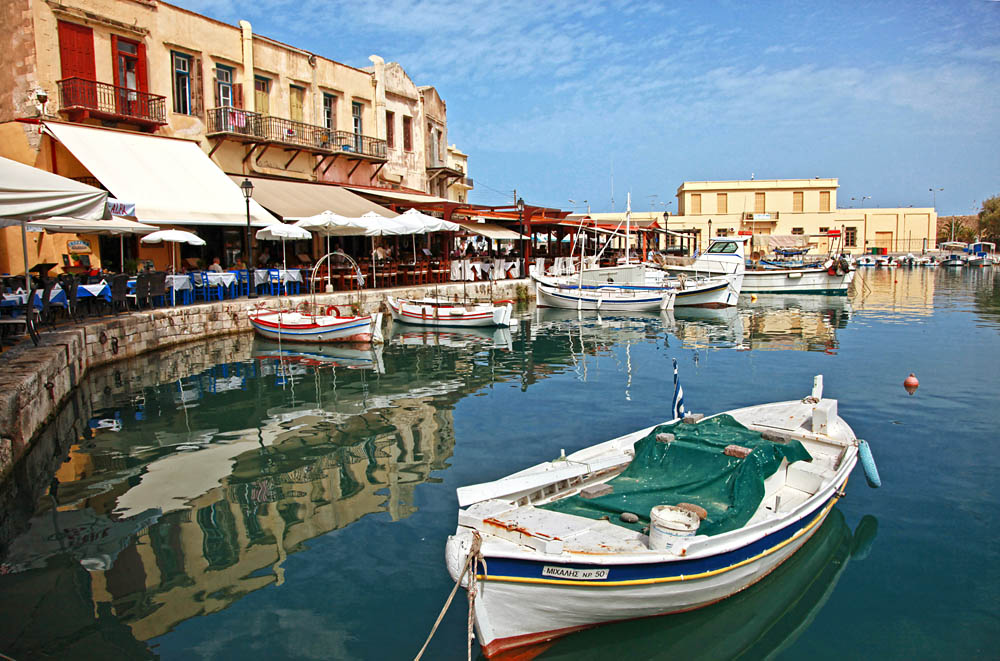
[903,373,919,395]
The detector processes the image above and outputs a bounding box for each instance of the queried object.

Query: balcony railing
[58,77,166,127]
[206,107,387,160]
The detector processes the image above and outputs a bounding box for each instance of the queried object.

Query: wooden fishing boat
[248,307,383,343]
[444,374,880,658]
[386,295,514,327]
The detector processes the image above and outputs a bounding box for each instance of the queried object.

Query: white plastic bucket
[648,505,701,550]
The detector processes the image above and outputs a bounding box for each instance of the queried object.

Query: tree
[978,195,1000,241]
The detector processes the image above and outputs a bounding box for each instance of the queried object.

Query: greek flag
[355,267,366,287]
[672,359,685,421]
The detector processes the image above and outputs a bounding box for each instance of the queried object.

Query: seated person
[208,257,224,273]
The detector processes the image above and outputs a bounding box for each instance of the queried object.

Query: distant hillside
[937,215,977,241]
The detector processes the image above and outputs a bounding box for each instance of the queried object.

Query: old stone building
[0,0,471,272]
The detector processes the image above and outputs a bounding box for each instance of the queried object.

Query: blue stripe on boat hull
[479,494,834,585]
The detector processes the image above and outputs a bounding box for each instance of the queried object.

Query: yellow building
[0,0,469,273]
[674,179,936,255]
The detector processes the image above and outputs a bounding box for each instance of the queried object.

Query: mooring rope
[414,530,483,661]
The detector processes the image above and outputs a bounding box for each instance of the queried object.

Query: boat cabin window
[707,241,739,254]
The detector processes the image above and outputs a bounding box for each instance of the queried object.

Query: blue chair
[233,270,250,297]
[206,273,225,301]
[227,271,241,298]
[286,270,302,295]
[190,273,209,302]
[267,269,282,296]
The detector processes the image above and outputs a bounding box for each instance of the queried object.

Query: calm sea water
[0,267,998,660]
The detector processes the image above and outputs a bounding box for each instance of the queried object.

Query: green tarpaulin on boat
[541,415,812,536]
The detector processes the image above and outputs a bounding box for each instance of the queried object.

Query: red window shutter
[111,34,121,89]
[136,41,148,93]
[233,83,244,109]
[212,74,220,108]
[57,21,95,80]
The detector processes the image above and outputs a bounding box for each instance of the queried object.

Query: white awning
[0,155,108,225]
[231,175,395,220]
[26,216,156,235]
[456,222,526,240]
[344,186,451,205]
[42,122,278,227]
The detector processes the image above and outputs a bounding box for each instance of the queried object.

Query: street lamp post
[241,178,256,298]
[516,197,525,277]
[706,218,712,252]
[929,187,943,209]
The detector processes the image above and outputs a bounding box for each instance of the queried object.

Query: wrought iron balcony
[57,77,166,129]
[206,107,387,161]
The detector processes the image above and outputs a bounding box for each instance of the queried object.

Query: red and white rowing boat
[386,296,514,328]
[249,306,383,343]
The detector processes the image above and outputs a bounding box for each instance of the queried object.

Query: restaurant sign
[107,198,136,217]
[67,239,92,254]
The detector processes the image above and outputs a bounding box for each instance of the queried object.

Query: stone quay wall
[0,280,529,481]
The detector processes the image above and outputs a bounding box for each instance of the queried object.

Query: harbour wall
[0,280,529,482]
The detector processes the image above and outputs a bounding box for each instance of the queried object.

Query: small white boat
[386,296,514,327]
[533,275,681,312]
[664,237,853,295]
[856,255,877,267]
[445,375,879,657]
[939,242,968,267]
[248,308,383,343]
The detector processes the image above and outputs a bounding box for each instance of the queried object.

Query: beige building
[0,0,469,272]
[674,179,936,255]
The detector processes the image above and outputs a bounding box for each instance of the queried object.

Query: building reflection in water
[0,299,875,654]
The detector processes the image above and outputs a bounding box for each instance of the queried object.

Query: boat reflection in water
[497,509,878,661]
[253,338,386,373]
[390,323,515,351]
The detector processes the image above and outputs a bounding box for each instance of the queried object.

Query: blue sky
[177,0,998,216]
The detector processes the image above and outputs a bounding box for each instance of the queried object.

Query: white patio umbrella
[293,211,379,290]
[359,211,426,285]
[27,215,157,269]
[140,229,206,305]
[396,208,461,261]
[255,222,312,272]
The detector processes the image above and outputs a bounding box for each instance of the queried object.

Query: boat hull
[386,296,513,327]
[450,490,843,658]
[534,275,739,309]
[741,268,854,294]
[248,310,383,343]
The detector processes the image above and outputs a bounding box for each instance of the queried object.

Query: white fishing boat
[966,242,996,268]
[533,272,682,312]
[939,242,968,267]
[664,237,854,294]
[444,374,880,658]
[386,295,514,327]
[248,251,383,344]
[855,255,877,267]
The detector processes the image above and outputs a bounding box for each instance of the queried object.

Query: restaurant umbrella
[293,210,378,290]
[26,216,157,268]
[255,222,312,272]
[360,211,425,286]
[396,207,461,261]
[140,229,206,305]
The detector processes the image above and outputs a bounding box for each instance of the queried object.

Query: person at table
[209,257,223,273]
[257,249,271,267]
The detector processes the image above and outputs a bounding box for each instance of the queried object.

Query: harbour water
[0,266,997,659]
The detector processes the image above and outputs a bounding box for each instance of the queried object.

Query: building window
[820,191,831,212]
[322,93,335,130]
[793,191,803,213]
[791,227,804,235]
[845,227,857,247]
[716,228,729,237]
[289,85,305,123]
[402,116,412,151]
[254,76,270,115]
[717,193,727,214]
[385,110,394,148]
[754,192,765,213]
[690,193,702,215]
[215,64,233,107]
[352,101,363,150]
[172,52,191,114]
[819,227,829,234]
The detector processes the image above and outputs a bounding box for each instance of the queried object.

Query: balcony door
[111,35,148,118]
[58,22,96,109]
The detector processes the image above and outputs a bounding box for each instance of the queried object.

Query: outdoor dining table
[253,269,304,286]
[2,282,111,309]
[203,272,237,288]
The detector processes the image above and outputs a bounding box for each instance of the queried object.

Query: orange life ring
[325,305,341,317]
